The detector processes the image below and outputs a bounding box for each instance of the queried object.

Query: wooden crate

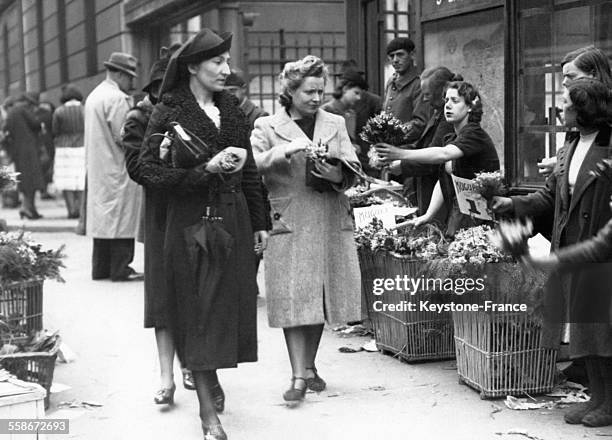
[0,378,46,440]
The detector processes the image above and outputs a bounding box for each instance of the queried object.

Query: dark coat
[139,86,266,370]
[399,109,454,219]
[354,91,382,175]
[35,107,54,184]
[512,126,612,358]
[123,98,170,329]
[240,98,268,130]
[4,104,44,194]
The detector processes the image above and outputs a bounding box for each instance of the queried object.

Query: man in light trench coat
[85,52,143,281]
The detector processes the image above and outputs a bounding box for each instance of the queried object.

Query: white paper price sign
[451,174,493,221]
[354,203,397,229]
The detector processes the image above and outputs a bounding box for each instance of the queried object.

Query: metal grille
[247,30,346,114]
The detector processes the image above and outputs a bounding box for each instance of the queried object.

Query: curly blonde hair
[278,55,328,109]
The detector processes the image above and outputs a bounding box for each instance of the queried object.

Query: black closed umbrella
[183,208,234,323]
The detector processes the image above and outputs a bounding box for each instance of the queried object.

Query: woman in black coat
[3,93,44,219]
[493,78,612,427]
[122,44,198,402]
[137,29,267,440]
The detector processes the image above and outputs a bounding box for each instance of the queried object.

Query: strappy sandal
[283,377,307,402]
[305,366,326,392]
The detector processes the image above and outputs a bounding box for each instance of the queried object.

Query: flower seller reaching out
[375,81,499,236]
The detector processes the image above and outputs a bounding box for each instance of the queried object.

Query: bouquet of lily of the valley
[0,232,65,283]
[354,218,446,260]
[472,170,506,201]
[0,166,19,192]
[359,112,410,170]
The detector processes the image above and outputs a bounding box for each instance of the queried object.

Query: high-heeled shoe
[210,383,225,413]
[19,209,42,220]
[282,377,307,402]
[202,423,227,440]
[183,370,196,390]
[153,384,176,405]
[305,366,326,392]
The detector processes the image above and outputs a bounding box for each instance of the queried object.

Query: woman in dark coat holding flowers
[493,78,612,427]
[137,29,268,440]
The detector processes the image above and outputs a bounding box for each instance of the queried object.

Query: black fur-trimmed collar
[161,85,246,154]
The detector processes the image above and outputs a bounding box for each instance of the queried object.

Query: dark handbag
[168,122,211,168]
[305,157,340,193]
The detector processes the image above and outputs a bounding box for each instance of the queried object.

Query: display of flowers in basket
[354,218,446,260]
[359,112,410,170]
[425,225,547,314]
[0,166,19,192]
[0,231,65,284]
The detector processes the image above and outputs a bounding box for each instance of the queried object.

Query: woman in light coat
[251,55,361,402]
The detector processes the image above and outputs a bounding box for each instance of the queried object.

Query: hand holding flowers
[359,112,410,170]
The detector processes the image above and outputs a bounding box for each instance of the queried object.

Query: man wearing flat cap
[224,69,268,131]
[383,37,431,202]
[85,51,143,282]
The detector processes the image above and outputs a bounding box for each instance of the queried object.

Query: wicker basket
[0,279,44,345]
[359,249,455,362]
[0,349,58,409]
[452,263,557,398]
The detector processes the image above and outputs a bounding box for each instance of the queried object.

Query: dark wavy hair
[60,84,83,103]
[566,78,612,129]
[278,55,328,110]
[421,67,463,109]
[561,46,612,88]
[445,81,483,123]
[331,77,368,100]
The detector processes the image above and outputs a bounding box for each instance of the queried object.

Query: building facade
[0,0,610,192]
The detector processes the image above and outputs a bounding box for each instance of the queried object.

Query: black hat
[339,69,369,90]
[142,43,182,93]
[159,29,233,96]
[178,29,232,64]
[386,37,415,55]
[333,59,365,77]
[224,70,246,87]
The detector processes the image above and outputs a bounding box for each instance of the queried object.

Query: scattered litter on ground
[504,428,544,440]
[367,385,385,392]
[58,399,103,409]
[338,346,363,353]
[326,393,339,398]
[505,396,556,410]
[332,324,370,336]
[362,339,378,352]
[490,404,503,419]
[57,342,77,363]
[505,381,590,411]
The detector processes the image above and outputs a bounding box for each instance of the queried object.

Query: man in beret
[383,37,432,202]
[223,69,268,131]
[85,51,143,282]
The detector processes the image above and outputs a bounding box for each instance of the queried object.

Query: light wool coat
[251,108,361,327]
[85,79,141,238]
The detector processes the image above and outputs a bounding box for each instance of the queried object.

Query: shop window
[382,0,414,84]
[516,0,612,185]
[422,8,505,166]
